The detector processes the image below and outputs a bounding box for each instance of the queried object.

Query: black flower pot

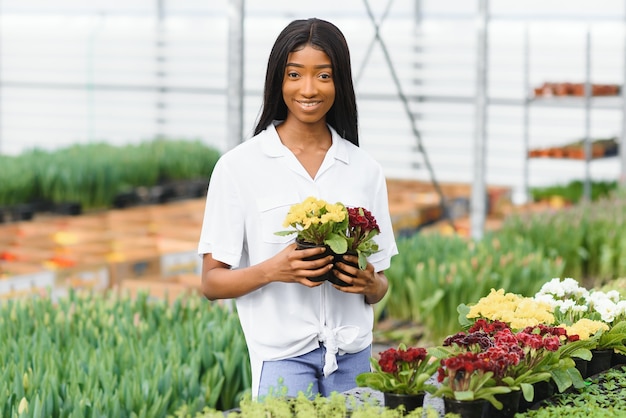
[587,349,613,376]
[54,202,82,216]
[488,390,522,418]
[443,397,488,418]
[330,251,357,287]
[612,352,626,367]
[113,190,141,208]
[384,392,425,414]
[11,204,35,221]
[295,239,335,283]
[518,380,554,412]
[574,356,588,378]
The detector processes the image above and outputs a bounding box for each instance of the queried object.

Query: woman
[198,18,398,399]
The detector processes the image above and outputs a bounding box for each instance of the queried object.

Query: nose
[300,75,317,97]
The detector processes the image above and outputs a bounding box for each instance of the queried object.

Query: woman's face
[281,45,335,127]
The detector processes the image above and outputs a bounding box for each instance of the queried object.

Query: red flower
[543,336,561,352]
[469,319,510,335]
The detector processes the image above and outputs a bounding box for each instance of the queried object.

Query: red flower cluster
[347,207,379,234]
[438,320,583,392]
[468,319,510,335]
[443,330,494,351]
[379,346,428,374]
[436,350,516,392]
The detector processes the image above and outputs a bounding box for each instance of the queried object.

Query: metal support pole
[471,0,489,240]
[227,0,245,150]
[583,28,592,201]
[621,7,626,187]
[0,0,3,154]
[521,24,530,204]
[156,0,166,139]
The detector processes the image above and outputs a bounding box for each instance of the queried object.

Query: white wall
[1,0,624,201]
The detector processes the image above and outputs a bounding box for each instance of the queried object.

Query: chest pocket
[257,195,300,244]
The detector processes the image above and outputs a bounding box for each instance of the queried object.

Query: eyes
[285,69,333,81]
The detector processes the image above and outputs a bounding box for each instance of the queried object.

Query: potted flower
[431,322,588,417]
[275,197,381,285]
[431,323,531,416]
[433,350,512,416]
[342,206,380,270]
[275,196,349,253]
[458,288,557,331]
[355,343,439,413]
[564,318,626,376]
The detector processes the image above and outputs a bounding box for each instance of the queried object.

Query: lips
[297,100,321,108]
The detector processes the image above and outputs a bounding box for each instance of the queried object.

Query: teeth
[299,102,319,107]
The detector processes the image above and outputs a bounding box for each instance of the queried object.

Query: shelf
[527,95,623,109]
[528,138,619,160]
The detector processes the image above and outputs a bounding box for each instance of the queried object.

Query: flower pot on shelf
[611,352,626,367]
[295,239,335,283]
[383,392,425,414]
[443,397,488,418]
[587,349,613,376]
[11,204,35,221]
[53,201,82,216]
[574,356,589,379]
[487,389,522,418]
[518,380,554,413]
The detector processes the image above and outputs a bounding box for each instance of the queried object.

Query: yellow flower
[276,196,349,249]
[467,288,555,330]
[562,318,609,340]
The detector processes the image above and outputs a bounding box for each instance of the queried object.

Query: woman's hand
[263,243,334,287]
[201,243,333,300]
[332,254,389,304]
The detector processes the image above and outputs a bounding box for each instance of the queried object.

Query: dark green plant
[0,139,221,210]
[522,365,626,417]
[531,180,617,204]
[384,232,564,344]
[0,290,249,417]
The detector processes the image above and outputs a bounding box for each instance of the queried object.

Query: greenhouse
[1,1,626,417]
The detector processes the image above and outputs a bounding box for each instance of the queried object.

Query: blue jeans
[258,344,372,398]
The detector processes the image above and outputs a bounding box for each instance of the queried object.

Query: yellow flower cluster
[282,196,346,229]
[467,288,555,330]
[562,318,609,340]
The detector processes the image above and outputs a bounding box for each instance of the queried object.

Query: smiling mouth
[297,101,321,108]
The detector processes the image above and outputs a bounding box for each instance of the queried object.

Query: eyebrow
[285,62,333,69]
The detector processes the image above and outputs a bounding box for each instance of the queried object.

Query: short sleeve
[197,158,245,268]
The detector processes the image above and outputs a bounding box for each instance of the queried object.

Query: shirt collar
[260,121,351,165]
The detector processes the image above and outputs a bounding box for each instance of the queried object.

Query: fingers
[332,255,375,292]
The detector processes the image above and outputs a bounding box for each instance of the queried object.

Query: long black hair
[253,18,359,146]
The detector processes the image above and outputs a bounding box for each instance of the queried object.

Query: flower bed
[353,278,626,417]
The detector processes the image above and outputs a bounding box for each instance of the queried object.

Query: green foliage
[384,232,564,343]
[501,190,626,282]
[0,139,221,210]
[0,291,249,417]
[531,180,617,204]
[0,155,37,205]
[522,366,626,417]
[180,391,444,418]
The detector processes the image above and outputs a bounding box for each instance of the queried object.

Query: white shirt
[198,122,398,397]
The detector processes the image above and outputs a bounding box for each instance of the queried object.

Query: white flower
[536,277,588,300]
[571,304,589,314]
[533,293,558,309]
[606,290,621,303]
[592,297,618,323]
[558,299,576,314]
[537,278,567,297]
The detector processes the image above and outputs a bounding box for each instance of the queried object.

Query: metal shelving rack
[521,27,626,202]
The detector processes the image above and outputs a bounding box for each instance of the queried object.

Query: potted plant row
[0,139,220,220]
[356,277,626,417]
